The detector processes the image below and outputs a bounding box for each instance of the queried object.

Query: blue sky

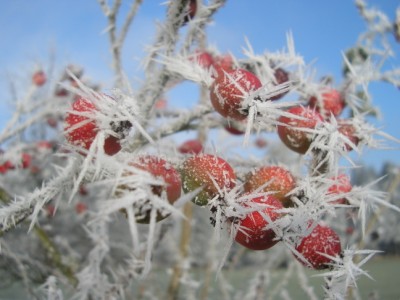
[0,0,399,169]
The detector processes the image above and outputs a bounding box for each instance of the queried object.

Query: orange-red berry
[181,154,236,206]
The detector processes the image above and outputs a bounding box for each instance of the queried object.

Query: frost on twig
[38,276,64,300]
[73,219,116,300]
[0,157,79,233]
[97,0,143,89]
[318,248,381,300]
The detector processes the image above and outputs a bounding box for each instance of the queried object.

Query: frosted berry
[65,97,101,151]
[0,150,11,174]
[127,156,182,223]
[181,154,236,206]
[244,165,296,207]
[155,98,167,110]
[338,120,359,151]
[45,204,56,218]
[234,194,283,250]
[64,96,130,155]
[224,120,246,135]
[32,70,46,86]
[277,106,323,154]
[294,224,341,270]
[75,202,88,215]
[79,184,89,196]
[37,141,53,151]
[21,153,32,169]
[268,67,290,101]
[327,173,352,205]
[0,164,7,174]
[210,68,262,121]
[178,139,203,154]
[47,117,58,128]
[213,53,235,74]
[308,88,345,119]
[190,50,214,69]
[55,87,69,97]
[254,137,268,148]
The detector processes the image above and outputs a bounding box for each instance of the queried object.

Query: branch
[181,0,227,52]
[127,104,213,150]
[118,0,143,46]
[107,1,122,88]
[0,186,78,287]
[97,0,111,16]
[0,157,78,233]
[137,0,190,117]
[34,226,78,287]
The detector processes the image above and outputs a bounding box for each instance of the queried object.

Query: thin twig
[118,0,143,46]
[166,202,193,300]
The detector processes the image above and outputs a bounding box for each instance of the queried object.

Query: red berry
[224,120,245,135]
[190,50,214,69]
[136,156,182,203]
[4,160,15,170]
[254,137,268,148]
[55,87,69,97]
[79,184,89,196]
[346,226,355,235]
[338,120,359,151]
[65,97,97,149]
[75,202,88,215]
[178,139,203,154]
[32,70,46,86]
[64,96,125,156]
[244,165,296,207]
[155,98,167,110]
[213,53,235,74]
[47,117,58,128]
[0,151,13,174]
[308,88,345,119]
[46,204,56,218]
[129,156,182,223]
[30,165,41,175]
[210,68,262,121]
[294,223,341,270]
[268,68,290,101]
[103,135,122,156]
[277,106,323,154]
[327,174,352,205]
[37,140,53,151]
[235,194,283,250]
[181,154,236,206]
[0,164,8,174]
[21,153,32,169]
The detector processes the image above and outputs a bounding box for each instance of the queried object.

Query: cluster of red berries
[65,118,342,268]
[32,64,102,130]
[0,151,32,174]
[277,88,360,154]
[1,140,60,176]
[195,48,360,155]
[179,152,344,270]
[59,51,353,271]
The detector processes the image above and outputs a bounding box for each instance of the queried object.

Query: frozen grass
[138,255,400,299]
[2,255,397,299]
